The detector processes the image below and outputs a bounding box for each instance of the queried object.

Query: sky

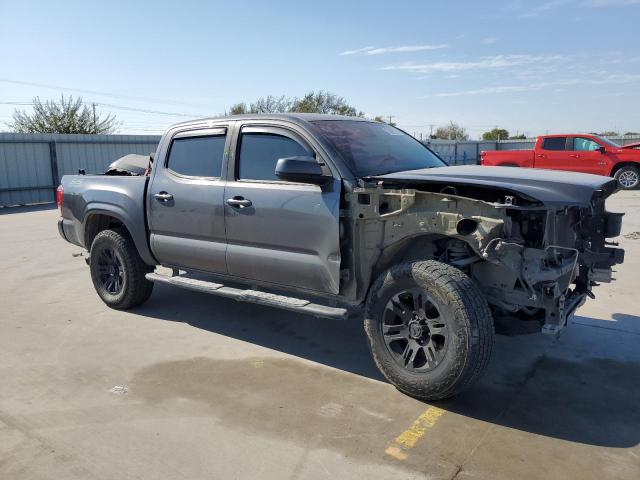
[1,0,639,139]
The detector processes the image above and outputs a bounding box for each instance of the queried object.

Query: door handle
[226,196,252,208]
[569,154,580,158]
[153,192,173,202]
[536,154,546,159]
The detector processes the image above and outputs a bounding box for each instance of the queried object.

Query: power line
[0,100,208,118]
[0,78,220,109]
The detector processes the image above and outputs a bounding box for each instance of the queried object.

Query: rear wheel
[614,165,640,190]
[364,260,494,400]
[89,229,154,309]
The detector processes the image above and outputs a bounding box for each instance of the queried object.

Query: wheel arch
[373,233,445,280]
[82,206,157,266]
[610,161,640,177]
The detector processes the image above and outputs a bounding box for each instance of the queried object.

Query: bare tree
[228,91,361,116]
[434,121,469,141]
[9,95,118,134]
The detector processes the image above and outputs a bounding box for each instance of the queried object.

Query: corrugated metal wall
[2,133,639,207]
[0,133,160,207]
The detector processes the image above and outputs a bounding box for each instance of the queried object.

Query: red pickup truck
[481,134,640,190]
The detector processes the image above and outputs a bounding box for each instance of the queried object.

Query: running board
[145,273,349,320]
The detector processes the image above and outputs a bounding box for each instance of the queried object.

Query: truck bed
[58,174,154,264]
[481,149,535,168]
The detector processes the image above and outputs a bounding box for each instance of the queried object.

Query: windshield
[596,136,620,147]
[311,120,445,177]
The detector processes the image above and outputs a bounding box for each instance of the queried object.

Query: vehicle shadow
[134,284,640,448]
[0,203,57,215]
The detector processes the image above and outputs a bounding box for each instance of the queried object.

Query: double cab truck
[57,114,625,400]
[481,134,640,190]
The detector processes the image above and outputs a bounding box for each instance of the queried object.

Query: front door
[148,127,229,273]
[569,136,609,176]
[224,125,341,294]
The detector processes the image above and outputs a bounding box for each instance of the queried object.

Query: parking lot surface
[1,191,640,480]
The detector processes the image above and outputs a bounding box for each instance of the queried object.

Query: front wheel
[89,229,154,309]
[364,260,494,400]
[614,165,640,190]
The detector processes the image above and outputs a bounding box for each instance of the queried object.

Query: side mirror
[275,156,331,185]
[597,146,606,154]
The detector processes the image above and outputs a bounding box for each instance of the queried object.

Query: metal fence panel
[55,138,159,177]
[2,132,640,208]
[0,140,52,206]
[0,133,161,207]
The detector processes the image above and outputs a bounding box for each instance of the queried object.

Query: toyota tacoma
[57,114,625,400]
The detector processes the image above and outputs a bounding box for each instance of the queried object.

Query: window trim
[541,136,568,152]
[571,136,602,152]
[165,128,228,180]
[234,125,323,185]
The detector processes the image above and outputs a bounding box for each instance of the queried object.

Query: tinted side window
[238,132,309,181]
[167,135,225,177]
[573,137,600,151]
[541,137,567,151]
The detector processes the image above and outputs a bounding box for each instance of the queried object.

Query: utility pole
[429,124,434,138]
[92,103,97,133]
[388,115,394,125]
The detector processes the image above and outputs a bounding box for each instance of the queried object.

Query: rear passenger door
[535,137,570,171]
[223,124,341,294]
[148,127,229,273]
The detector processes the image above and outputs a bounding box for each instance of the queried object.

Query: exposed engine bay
[341,180,624,335]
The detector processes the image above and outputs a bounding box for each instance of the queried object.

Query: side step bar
[145,273,349,320]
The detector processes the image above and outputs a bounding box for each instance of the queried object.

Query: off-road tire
[364,260,494,400]
[89,228,154,309]
[614,165,640,190]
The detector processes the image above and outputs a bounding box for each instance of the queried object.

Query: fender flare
[82,203,157,266]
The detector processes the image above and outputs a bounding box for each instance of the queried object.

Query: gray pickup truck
[57,113,625,400]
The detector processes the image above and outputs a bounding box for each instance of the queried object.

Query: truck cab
[148,117,342,294]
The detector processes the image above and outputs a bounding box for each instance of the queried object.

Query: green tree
[290,91,360,116]
[434,121,469,141]
[482,128,509,141]
[508,134,527,140]
[228,103,248,115]
[372,115,396,127]
[598,131,619,136]
[9,95,118,134]
[228,91,361,116]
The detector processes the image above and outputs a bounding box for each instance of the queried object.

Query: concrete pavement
[1,192,639,479]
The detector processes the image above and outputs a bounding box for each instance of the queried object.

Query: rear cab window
[237,129,311,181]
[541,137,567,151]
[167,132,226,178]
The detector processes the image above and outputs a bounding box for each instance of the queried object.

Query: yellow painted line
[384,445,408,460]
[385,406,445,460]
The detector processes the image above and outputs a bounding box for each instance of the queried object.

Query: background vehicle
[480,134,640,190]
[57,114,625,400]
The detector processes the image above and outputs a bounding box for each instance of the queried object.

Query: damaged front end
[344,179,624,336]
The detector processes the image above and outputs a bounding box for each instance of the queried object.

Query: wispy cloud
[382,54,564,74]
[482,37,498,44]
[339,46,376,56]
[340,44,448,56]
[587,0,640,6]
[432,85,544,97]
[517,0,639,16]
[519,0,569,18]
[427,73,640,97]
